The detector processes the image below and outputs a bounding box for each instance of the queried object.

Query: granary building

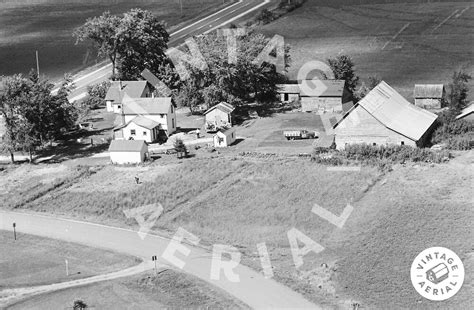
[204,102,235,129]
[334,81,438,150]
[300,80,352,113]
[413,84,445,109]
[214,127,237,147]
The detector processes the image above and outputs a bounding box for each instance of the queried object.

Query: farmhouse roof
[122,97,172,115]
[299,80,345,97]
[130,116,161,129]
[105,81,148,103]
[204,102,235,115]
[277,84,301,94]
[108,140,147,152]
[414,84,444,98]
[335,81,438,141]
[456,103,474,120]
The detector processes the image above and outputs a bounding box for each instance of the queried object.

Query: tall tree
[327,55,359,97]
[447,70,471,111]
[0,73,76,163]
[354,75,381,101]
[74,12,122,78]
[118,9,170,80]
[74,9,172,82]
[176,30,290,112]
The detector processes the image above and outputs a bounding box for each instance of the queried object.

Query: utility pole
[179,0,183,15]
[13,223,16,241]
[35,50,40,77]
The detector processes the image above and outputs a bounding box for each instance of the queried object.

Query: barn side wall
[301,97,342,113]
[334,106,416,150]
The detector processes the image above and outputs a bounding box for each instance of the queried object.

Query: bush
[255,9,276,24]
[431,110,474,150]
[311,143,451,167]
[173,138,187,158]
[84,81,111,109]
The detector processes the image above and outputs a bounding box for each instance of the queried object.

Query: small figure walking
[196,128,201,139]
[135,176,140,184]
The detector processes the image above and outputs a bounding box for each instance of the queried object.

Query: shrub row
[311,144,451,167]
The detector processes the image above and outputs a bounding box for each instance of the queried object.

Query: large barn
[300,80,352,113]
[334,81,438,150]
[413,84,444,109]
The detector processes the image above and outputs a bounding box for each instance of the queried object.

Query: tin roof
[414,84,444,98]
[122,97,172,115]
[277,84,301,94]
[456,103,474,120]
[204,102,235,115]
[108,140,147,152]
[299,80,345,97]
[130,116,161,129]
[105,81,148,103]
[335,81,438,141]
[216,127,236,137]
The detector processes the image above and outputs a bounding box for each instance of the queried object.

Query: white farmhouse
[118,97,177,136]
[109,140,148,164]
[113,116,161,143]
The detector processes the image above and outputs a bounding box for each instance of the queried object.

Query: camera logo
[410,247,465,301]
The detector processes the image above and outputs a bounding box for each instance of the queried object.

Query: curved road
[64,0,272,102]
[0,210,318,309]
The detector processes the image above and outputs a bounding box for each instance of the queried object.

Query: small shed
[277,84,300,102]
[300,80,352,113]
[456,104,474,122]
[214,128,236,148]
[204,102,235,128]
[109,140,148,164]
[414,84,444,109]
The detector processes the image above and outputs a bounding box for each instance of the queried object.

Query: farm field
[0,231,138,289]
[0,0,232,79]
[1,150,472,308]
[8,269,244,310]
[258,0,474,100]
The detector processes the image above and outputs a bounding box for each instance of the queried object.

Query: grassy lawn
[258,0,474,100]
[8,269,246,310]
[235,112,332,153]
[0,231,139,289]
[0,0,234,79]
[1,149,472,308]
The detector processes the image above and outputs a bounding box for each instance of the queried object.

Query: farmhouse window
[131,129,136,135]
[160,114,165,118]
[401,141,405,145]
[284,93,289,101]
[373,143,377,146]
[172,119,175,128]
[143,131,147,136]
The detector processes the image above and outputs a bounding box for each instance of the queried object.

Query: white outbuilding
[213,128,236,148]
[109,140,148,164]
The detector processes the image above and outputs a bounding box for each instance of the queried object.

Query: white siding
[335,106,416,150]
[206,109,231,126]
[120,122,156,143]
[106,100,114,112]
[110,151,145,164]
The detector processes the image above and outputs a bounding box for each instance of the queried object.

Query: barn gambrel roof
[335,81,438,141]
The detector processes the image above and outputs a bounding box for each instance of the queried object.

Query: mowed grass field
[2,151,472,308]
[8,270,245,310]
[0,0,230,79]
[258,0,474,100]
[0,231,138,289]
